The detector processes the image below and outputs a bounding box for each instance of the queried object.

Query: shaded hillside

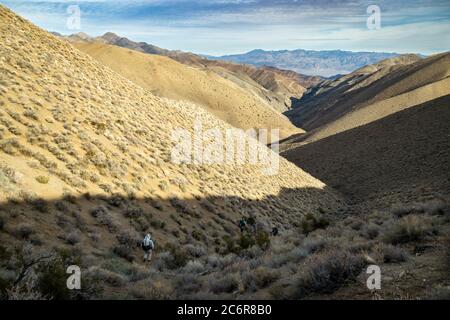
[212,49,399,77]
[282,95,450,207]
[73,41,302,140]
[284,53,450,144]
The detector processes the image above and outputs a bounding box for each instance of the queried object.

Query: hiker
[247,216,257,234]
[239,218,247,233]
[271,227,279,237]
[142,234,154,262]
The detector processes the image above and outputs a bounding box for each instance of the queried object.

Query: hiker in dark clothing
[239,218,247,233]
[271,227,279,237]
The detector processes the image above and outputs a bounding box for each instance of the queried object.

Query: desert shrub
[35,176,49,184]
[420,199,449,215]
[31,198,48,213]
[301,213,330,234]
[255,230,271,250]
[242,245,264,260]
[150,218,166,230]
[301,236,328,254]
[155,245,189,270]
[0,246,13,297]
[101,258,131,275]
[123,206,143,219]
[184,244,207,258]
[130,279,174,300]
[0,138,20,154]
[63,193,77,204]
[90,206,117,232]
[348,241,373,254]
[391,204,417,217]
[1,164,21,183]
[126,265,151,283]
[33,249,92,300]
[169,197,196,216]
[66,230,81,245]
[107,194,125,207]
[224,230,271,255]
[88,232,101,243]
[16,223,34,239]
[191,229,204,241]
[383,244,409,263]
[392,200,449,217]
[158,180,169,191]
[132,216,150,232]
[174,273,204,296]
[295,249,365,298]
[87,267,125,288]
[205,254,236,270]
[242,267,279,292]
[383,215,435,244]
[113,245,134,262]
[23,109,39,120]
[199,199,217,213]
[0,268,15,298]
[266,247,300,269]
[170,214,181,226]
[360,223,380,240]
[36,259,72,299]
[145,197,163,211]
[54,201,68,212]
[210,273,241,294]
[227,234,253,254]
[348,219,364,231]
[444,234,450,268]
[426,287,450,300]
[117,230,139,247]
[72,211,87,231]
[182,260,205,274]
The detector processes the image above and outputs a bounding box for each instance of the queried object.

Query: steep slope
[94,32,317,112]
[284,53,450,145]
[0,4,343,258]
[96,31,170,56]
[282,95,450,207]
[195,60,308,112]
[72,41,302,140]
[212,49,399,77]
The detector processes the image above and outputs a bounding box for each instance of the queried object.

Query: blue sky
[1,0,450,55]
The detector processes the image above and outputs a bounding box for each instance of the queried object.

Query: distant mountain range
[209,49,401,77]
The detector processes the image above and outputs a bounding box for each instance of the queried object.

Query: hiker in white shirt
[141,234,154,262]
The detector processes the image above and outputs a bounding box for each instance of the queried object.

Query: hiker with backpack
[142,234,155,262]
[239,218,247,233]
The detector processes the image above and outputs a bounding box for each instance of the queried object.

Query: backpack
[143,235,154,249]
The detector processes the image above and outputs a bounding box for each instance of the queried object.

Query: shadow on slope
[0,186,351,299]
[282,95,450,207]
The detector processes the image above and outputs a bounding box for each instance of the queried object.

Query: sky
[1,0,450,55]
